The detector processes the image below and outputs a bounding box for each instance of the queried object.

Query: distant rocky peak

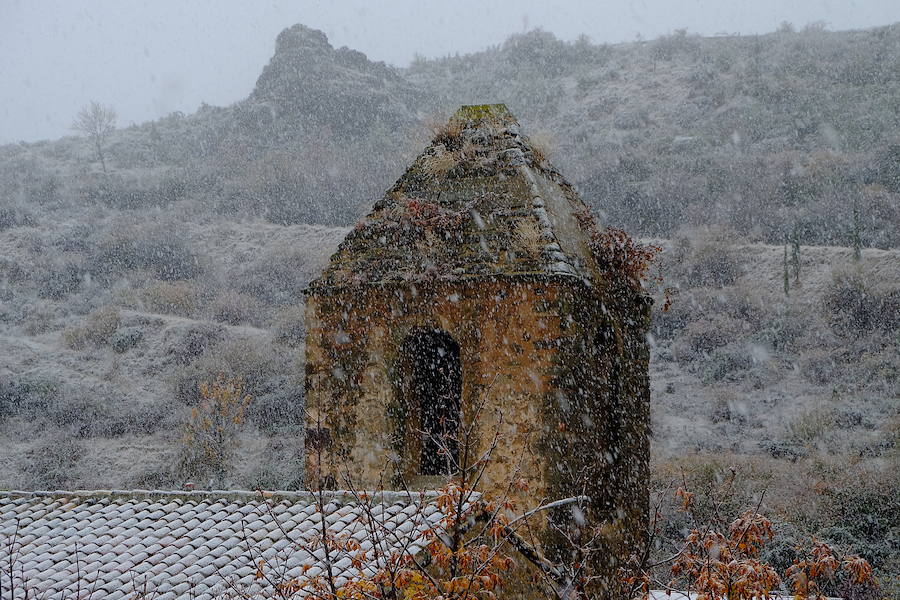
[272,23,331,56]
[249,23,420,135]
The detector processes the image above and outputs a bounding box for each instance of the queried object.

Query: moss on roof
[450,104,516,124]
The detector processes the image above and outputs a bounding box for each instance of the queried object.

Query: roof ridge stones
[519,164,589,284]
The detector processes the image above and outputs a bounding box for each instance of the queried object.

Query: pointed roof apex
[449,104,516,126]
[307,104,605,291]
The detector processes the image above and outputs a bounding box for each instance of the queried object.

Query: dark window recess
[406,330,461,475]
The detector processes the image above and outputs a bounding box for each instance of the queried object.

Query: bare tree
[72,101,117,173]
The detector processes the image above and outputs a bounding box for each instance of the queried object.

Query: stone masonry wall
[304,275,650,598]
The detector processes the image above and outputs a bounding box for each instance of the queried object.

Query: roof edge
[305,270,593,297]
[0,489,443,504]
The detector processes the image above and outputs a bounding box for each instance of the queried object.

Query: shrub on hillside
[177,375,251,484]
[245,374,305,432]
[246,437,304,490]
[43,395,110,438]
[272,305,306,347]
[788,407,835,446]
[141,280,202,317]
[22,302,57,336]
[671,315,746,362]
[668,228,743,288]
[209,290,264,326]
[696,344,756,383]
[3,371,177,438]
[110,327,144,353]
[237,243,319,306]
[53,224,92,252]
[757,302,818,353]
[172,337,287,406]
[24,435,82,489]
[710,390,749,424]
[824,269,900,337]
[63,306,121,350]
[0,205,35,230]
[0,258,29,284]
[23,171,61,205]
[0,376,58,422]
[166,324,224,367]
[89,226,202,282]
[36,260,82,299]
[78,172,190,209]
[799,349,837,385]
[817,470,900,574]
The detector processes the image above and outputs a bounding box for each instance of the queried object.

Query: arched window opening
[404,329,461,476]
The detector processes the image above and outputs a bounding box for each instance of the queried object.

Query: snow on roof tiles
[0,489,450,599]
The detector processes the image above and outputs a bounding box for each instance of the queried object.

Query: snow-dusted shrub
[245,437,304,489]
[655,282,768,351]
[35,259,82,299]
[78,172,189,209]
[816,469,900,576]
[272,305,305,347]
[209,290,264,326]
[110,327,144,353]
[0,204,35,230]
[43,395,109,437]
[650,29,702,62]
[245,374,304,432]
[110,397,182,435]
[787,407,835,446]
[62,306,120,350]
[22,301,57,336]
[0,376,58,422]
[711,389,745,424]
[172,337,286,406]
[24,435,82,489]
[799,349,837,385]
[668,227,743,288]
[671,315,745,362]
[824,268,900,337]
[613,108,649,130]
[696,343,755,383]
[0,378,127,438]
[760,440,808,462]
[165,323,223,367]
[237,244,318,306]
[52,224,92,252]
[89,226,202,282]
[140,280,201,317]
[23,171,61,205]
[757,301,815,353]
[0,257,28,284]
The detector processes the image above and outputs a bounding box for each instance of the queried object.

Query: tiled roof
[0,489,450,599]
[308,104,600,292]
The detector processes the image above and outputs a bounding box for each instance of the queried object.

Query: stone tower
[304,105,651,585]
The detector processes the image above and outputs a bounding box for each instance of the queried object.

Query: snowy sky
[2,0,899,144]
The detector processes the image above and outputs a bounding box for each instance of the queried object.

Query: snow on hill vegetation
[0,22,897,579]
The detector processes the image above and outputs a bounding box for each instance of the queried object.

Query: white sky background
[1,0,899,144]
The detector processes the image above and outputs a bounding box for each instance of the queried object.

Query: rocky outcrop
[249,24,423,138]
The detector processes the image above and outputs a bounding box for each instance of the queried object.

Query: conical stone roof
[308,104,602,291]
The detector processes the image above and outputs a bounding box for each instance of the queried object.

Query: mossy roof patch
[308,105,602,292]
[450,104,517,125]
